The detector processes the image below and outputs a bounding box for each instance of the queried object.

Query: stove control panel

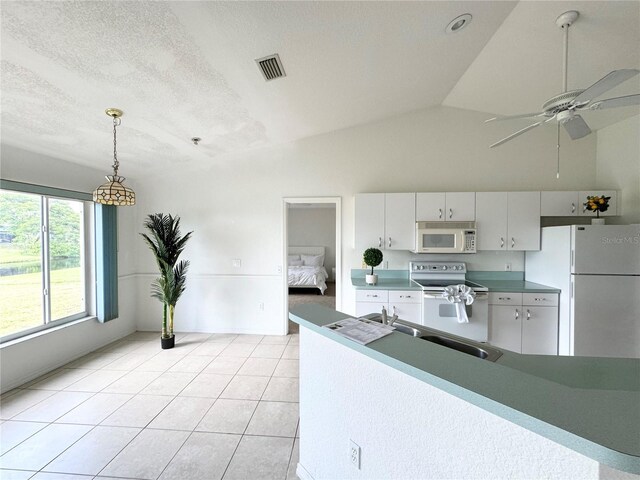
[410,262,467,273]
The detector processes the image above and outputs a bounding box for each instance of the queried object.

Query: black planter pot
[161,335,175,349]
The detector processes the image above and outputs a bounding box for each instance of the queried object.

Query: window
[0,184,93,341]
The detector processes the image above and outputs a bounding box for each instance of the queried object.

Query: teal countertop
[289,304,640,474]
[351,270,559,293]
[474,279,560,293]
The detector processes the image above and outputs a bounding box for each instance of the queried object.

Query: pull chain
[112,116,121,176]
[556,124,560,179]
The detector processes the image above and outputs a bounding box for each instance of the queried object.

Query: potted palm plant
[141,213,193,349]
[363,247,383,285]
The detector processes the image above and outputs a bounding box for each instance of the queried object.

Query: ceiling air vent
[255,54,286,81]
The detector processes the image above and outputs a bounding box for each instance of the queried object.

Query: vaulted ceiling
[1,1,638,177]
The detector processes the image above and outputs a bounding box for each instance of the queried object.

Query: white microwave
[414,222,477,254]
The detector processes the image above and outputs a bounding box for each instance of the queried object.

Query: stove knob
[442,266,448,270]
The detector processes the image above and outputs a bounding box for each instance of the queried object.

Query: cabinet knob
[367,294,378,298]
[511,237,515,248]
[515,309,519,320]
[500,237,504,248]
[388,237,392,248]
[498,297,511,301]
[438,208,442,219]
[571,203,576,213]
[378,237,382,248]
[449,208,453,219]
[526,309,531,320]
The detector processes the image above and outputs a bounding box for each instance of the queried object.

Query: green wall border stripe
[0,179,93,201]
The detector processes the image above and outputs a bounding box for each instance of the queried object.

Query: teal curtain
[95,204,118,322]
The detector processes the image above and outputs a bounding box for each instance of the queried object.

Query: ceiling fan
[486,10,640,149]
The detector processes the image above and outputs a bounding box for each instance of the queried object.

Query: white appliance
[410,261,488,341]
[526,225,640,358]
[414,222,476,254]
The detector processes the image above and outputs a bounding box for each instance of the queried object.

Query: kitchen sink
[363,313,502,362]
[420,335,501,361]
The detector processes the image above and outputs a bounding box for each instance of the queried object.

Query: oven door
[416,229,465,253]
[422,291,489,342]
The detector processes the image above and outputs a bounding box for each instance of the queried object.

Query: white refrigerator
[526,225,640,358]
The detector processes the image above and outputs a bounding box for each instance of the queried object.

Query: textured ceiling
[1,1,638,178]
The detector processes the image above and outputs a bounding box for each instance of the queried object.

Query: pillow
[288,259,303,267]
[301,254,325,267]
[287,254,300,265]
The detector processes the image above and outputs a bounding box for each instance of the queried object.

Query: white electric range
[410,261,489,342]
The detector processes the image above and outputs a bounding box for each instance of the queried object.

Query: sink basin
[420,335,502,362]
[392,323,422,337]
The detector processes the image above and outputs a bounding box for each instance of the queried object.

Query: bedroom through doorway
[283,197,341,334]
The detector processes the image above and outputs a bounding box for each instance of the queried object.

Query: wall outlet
[505,263,512,272]
[232,258,241,268]
[259,302,264,311]
[384,260,389,269]
[349,440,361,470]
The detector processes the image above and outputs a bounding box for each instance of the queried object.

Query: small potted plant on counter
[141,213,193,349]
[363,247,383,285]
[583,194,611,224]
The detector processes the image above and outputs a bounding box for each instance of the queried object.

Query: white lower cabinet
[355,289,422,324]
[489,292,558,355]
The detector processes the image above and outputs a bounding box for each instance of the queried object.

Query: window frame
[0,180,96,343]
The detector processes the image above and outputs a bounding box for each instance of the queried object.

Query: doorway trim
[283,197,342,334]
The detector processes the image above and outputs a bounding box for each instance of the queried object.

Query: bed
[288,246,329,295]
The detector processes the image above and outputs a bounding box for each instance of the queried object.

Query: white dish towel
[442,285,476,323]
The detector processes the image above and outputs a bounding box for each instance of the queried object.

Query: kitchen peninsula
[290,304,640,479]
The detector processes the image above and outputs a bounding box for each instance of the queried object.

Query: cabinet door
[507,192,540,251]
[416,193,446,221]
[446,192,476,221]
[475,192,508,251]
[355,194,385,251]
[578,190,617,217]
[388,303,422,324]
[521,306,558,355]
[385,193,416,250]
[355,302,388,318]
[489,305,521,352]
[540,191,579,216]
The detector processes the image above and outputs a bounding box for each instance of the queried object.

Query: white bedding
[288,265,329,294]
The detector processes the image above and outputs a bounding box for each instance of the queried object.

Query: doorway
[283,197,341,334]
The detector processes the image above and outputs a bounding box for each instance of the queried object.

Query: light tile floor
[0,332,300,480]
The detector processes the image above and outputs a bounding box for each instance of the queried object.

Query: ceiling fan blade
[572,69,640,106]
[490,122,542,148]
[561,114,592,140]
[587,94,640,110]
[485,112,546,123]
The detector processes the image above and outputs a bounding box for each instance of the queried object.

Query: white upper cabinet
[355,193,415,251]
[385,193,416,251]
[416,192,475,222]
[578,190,617,217]
[541,191,579,216]
[507,192,541,251]
[476,192,508,251]
[476,192,540,251]
[355,193,385,251]
[540,190,617,217]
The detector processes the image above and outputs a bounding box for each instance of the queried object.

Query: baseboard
[296,462,314,480]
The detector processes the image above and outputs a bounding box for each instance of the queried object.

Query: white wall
[288,205,336,279]
[132,105,598,334]
[0,145,137,391]
[596,114,640,225]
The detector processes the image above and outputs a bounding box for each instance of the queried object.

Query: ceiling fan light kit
[486,10,640,156]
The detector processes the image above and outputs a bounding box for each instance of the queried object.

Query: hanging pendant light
[93,108,136,206]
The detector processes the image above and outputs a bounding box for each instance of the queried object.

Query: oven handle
[423,292,488,299]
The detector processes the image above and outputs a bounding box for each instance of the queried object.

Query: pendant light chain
[112,116,121,176]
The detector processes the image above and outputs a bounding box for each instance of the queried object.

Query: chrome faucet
[381,306,399,326]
